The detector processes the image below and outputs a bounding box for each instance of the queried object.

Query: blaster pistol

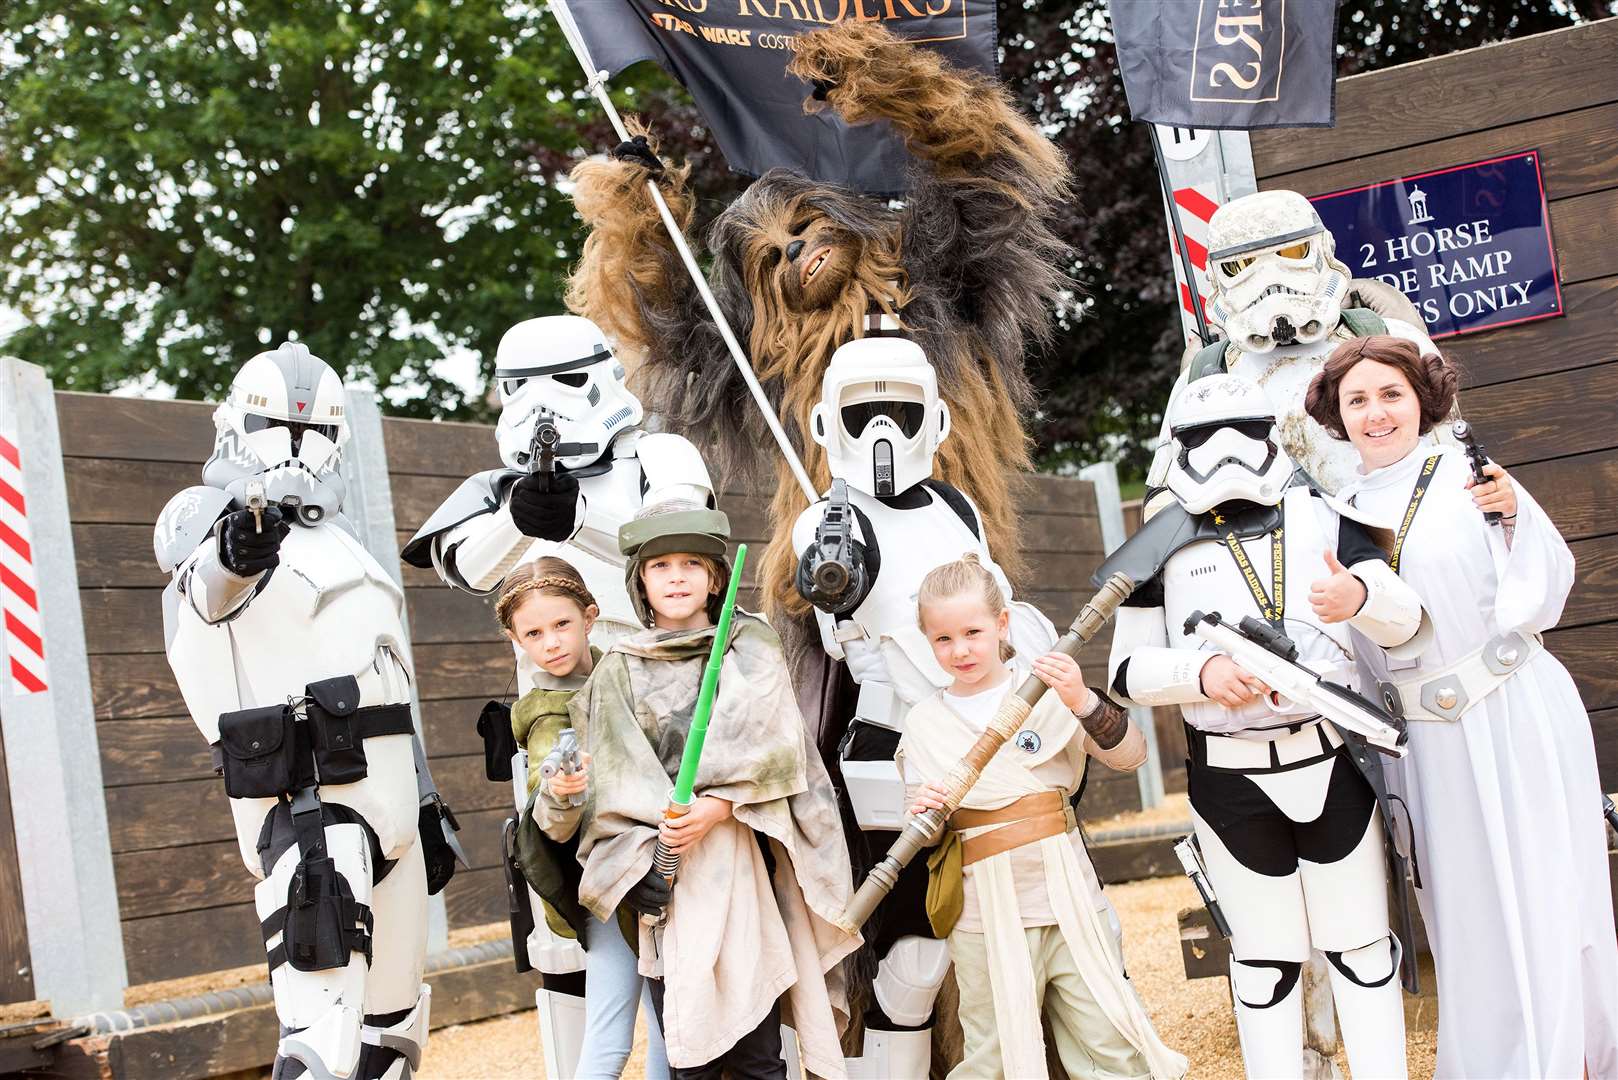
[1452,420,1502,526]
[527,412,599,494]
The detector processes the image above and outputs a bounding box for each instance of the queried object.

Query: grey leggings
[577,914,669,1079]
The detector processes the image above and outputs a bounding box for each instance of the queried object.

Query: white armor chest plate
[166,525,412,742]
[1161,489,1356,736]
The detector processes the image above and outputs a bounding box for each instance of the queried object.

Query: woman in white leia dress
[1304,334,1618,1079]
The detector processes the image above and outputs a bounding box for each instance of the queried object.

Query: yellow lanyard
[1390,456,1443,574]
[1211,505,1285,629]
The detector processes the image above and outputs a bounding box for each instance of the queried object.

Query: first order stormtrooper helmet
[201,341,348,525]
[493,315,643,472]
[1206,189,1353,354]
[1165,374,1294,514]
[810,336,950,498]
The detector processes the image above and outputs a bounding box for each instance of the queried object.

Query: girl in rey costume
[499,558,670,1080]
[1307,335,1618,1079]
[569,501,861,1080]
[903,555,1186,1080]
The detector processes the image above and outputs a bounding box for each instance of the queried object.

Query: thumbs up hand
[1310,549,1368,624]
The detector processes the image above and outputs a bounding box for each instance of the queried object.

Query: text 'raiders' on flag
[1109,0,1341,130]
[559,0,997,194]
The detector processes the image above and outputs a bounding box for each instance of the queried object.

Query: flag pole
[546,0,818,505]
[1147,124,1213,346]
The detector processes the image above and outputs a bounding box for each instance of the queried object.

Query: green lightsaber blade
[669,543,747,805]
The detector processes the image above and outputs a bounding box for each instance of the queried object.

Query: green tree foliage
[0,0,624,416]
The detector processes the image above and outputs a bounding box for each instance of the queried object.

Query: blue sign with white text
[1309,151,1562,339]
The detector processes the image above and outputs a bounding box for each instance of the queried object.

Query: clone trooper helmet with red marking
[202,341,348,524]
[1206,190,1353,354]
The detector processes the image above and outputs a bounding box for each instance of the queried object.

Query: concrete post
[0,358,128,1014]
[1079,461,1165,810]
[339,388,449,955]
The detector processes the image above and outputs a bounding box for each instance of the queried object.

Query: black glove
[509,469,581,541]
[610,135,664,177]
[217,505,290,577]
[622,865,672,918]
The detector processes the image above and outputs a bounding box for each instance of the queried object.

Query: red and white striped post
[0,357,126,1016]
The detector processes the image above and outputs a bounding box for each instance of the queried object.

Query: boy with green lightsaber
[569,501,860,1078]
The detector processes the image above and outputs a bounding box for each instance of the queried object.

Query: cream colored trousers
[948,924,1152,1080]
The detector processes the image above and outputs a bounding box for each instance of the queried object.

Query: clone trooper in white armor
[1106,376,1430,1079]
[156,343,459,1080]
[401,314,710,1077]
[1146,189,1440,502]
[790,337,1056,1079]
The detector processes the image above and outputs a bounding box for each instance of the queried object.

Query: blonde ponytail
[916,552,1015,661]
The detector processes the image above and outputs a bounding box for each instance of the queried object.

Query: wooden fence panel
[1251,18,1618,792]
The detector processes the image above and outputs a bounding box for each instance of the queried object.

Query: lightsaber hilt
[836,572,1135,933]
[642,798,690,928]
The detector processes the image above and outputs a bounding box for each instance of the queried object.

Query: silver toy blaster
[539,727,584,807]
[244,479,268,533]
[1173,834,1232,938]
[1183,610,1409,756]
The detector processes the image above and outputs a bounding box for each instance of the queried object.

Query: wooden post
[0,358,128,1015]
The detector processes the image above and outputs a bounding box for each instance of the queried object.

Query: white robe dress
[1342,444,1618,1079]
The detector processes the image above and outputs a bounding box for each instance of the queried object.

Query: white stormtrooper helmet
[810,337,950,499]
[1206,190,1352,354]
[493,315,643,471]
[1165,375,1293,513]
[202,341,348,524]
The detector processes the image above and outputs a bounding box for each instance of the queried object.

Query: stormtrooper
[1103,375,1430,1079]
[1146,189,1440,503]
[155,342,463,1080]
[401,313,711,1076]
[790,336,1057,1079]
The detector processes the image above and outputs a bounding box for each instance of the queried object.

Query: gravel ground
[418,875,1441,1079]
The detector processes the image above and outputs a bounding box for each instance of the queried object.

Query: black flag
[559,0,997,195]
[1109,0,1341,129]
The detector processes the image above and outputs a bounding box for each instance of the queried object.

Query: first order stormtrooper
[1146,189,1440,504]
[400,314,712,1076]
[156,343,465,1080]
[1103,376,1432,1080]
[790,336,1058,1079]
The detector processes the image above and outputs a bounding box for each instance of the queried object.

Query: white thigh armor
[791,482,1055,829]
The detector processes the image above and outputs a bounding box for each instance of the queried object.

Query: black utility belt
[211,675,414,800]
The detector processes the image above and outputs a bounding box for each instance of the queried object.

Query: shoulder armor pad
[1188,339,1234,381]
[1091,499,1282,590]
[400,468,517,569]
[634,432,714,507]
[154,486,234,573]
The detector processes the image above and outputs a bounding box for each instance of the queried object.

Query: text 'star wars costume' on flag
[561,0,997,195]
[1109,0,1341,129]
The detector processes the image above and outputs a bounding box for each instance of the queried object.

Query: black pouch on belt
[306,675,368,785]
[217,704,299,799]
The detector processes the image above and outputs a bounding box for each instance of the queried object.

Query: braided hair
[495,556,598,631]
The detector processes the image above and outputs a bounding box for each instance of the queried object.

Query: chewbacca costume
[565,21,1072,634]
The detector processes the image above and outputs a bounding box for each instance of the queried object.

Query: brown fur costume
[566,22,1072,629]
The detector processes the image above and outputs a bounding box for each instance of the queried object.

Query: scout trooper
[156,342,459,1080]
[1106,376,1430,1079]
[1147,189,1440,502]
[400,314,710,1073]
[790,336,1057,1079]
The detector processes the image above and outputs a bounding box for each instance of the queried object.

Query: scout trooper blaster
[796,478,868,613]
[1184,610,1409,756]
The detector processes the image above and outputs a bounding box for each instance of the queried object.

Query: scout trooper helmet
[1206,190,1352,354]
[810,337,950,499]
[1165,375,1293,513]
[201,341,348,525]
[493,315,642,472]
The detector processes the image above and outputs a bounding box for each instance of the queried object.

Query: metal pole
[1148,124,1212,346]
[545,0,818,505]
